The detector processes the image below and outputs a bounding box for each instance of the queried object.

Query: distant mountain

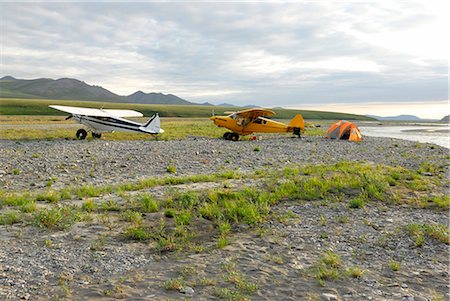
[0,75,16,81]
[126,90,191,105]
[0,76,196,105]
[218,103,236,107]
[441,115,450,122]
[367,114,421,121]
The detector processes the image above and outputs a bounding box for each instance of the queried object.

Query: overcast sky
[0,1,448,118]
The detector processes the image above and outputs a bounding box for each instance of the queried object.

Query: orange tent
[326,120,362,142]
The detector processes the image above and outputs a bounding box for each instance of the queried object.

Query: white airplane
[49,105,164,139]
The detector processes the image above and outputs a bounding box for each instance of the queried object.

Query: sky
[0,1,448,119]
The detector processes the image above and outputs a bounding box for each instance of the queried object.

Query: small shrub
[253,146,260,152]
[34,206,81,230]
[218,220,231,235]
[0,211,21,225]
[348,197,365,209]
[164,208,175,218]
[164,278,183,291]
[102,200,120,211]
[35,190,61,203]
[13,169,20,175]
[217,235,229,248]
[81,199,97,212]
[346,266,365,278]
[121,210,142,224]
[388,260,401,271]
[139,194,159,213]
[173,191,199,209]
[175,211,191,226]
[21,202,37,213]
[321,250,342,269]
[124,225,152,241]
[167,165,177,174]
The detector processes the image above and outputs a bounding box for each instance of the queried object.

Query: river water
[359,125,450,149]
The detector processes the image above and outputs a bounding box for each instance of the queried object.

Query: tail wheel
[92,132,102,139]
[229,133,239,141]
[76,129,87,140]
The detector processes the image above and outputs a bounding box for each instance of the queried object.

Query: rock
[180,286,194,295]
[321,293,339,301]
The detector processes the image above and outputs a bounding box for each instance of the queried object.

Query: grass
[406,223,449,245]
[388,260,401,272]
[0,97,374,120]
[0,211,21,225]
[34,205,81,230]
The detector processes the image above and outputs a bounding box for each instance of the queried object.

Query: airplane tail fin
[288,114,304,136]
[139,114,164,134]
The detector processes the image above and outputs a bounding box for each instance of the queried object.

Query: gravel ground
[0,136,448,300]
[1,136,447,192]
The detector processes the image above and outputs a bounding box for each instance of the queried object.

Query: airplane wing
[235,108,276,118]
[49,105,144,118]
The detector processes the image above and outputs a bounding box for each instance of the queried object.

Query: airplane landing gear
[223,132,239,141]
[293,127,301,138]
[92,132,102,139]
[76,129,87,140]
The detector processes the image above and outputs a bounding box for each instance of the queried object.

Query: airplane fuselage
[210,116,292,135]
[74,114,140,133]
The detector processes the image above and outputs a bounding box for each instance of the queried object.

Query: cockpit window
[229,113,237,120]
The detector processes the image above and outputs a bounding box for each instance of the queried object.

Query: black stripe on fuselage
[81,115,146,133]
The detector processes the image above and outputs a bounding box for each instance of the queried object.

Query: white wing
[49,105,144,118]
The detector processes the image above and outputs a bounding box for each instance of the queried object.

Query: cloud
[0,1,447,117]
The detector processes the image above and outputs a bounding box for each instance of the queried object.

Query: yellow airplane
[210,108,305,141]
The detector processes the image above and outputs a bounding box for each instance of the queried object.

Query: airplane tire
[229,133,239,141]
[223,132,230,140]
[293,127,301,137]
[76,129,87,140]
[92,132,102,139]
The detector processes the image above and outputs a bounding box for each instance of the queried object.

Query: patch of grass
[348,196,365,209]
[139,194,159,213]
[406,223,450,245]
[102,200,120,211]
[20,201,37,213]
[166,165,177,174]
[430,195,450,209]
[163,278,184,291]
[12,169,20,175]
[35,190,61,203]
[175,210,191,226]
[217,235,229,248]
[388,260,401,271]
[34,206,81,230]
[81,199,97,212]
[173,191,199,209]
[76,185,108,199]
[123,224,153,241]
[164,208,175,218]
[346,266,365,278]
[121,210,143,224]
[314,250,343,285]
[0,211,21,225]
[253,146,260,152]
[89,235,107,251]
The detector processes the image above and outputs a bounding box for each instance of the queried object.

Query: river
[359,124,450,149]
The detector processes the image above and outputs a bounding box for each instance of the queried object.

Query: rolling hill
[0,76,193,105]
